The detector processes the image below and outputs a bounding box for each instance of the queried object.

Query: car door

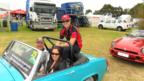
[104,20,111,28]
[110,20,116,29]
[34,62,92,81]
[34,67,74,81]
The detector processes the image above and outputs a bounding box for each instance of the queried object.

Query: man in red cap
[57,14,82,65]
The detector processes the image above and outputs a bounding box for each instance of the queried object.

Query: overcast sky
[0,0,143,12]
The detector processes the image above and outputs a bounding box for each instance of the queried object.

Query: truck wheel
[117,27,123,31]
[29,24,34,30]
[29,21,34,30]
[98,25,103,29]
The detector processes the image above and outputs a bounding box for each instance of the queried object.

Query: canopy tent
[0,13,9,19]
[0,14,4,18]
[0,8,9,19]
[10,9,26,15]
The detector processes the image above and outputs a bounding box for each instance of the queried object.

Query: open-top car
[110,30,144,63]
[0,36,107,81]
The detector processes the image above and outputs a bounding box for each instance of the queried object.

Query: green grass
[0,25,144,81]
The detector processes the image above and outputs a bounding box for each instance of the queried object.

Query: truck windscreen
[34,3,56,14]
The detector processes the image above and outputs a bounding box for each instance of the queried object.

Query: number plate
[117,52,129,58]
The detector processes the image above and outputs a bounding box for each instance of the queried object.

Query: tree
[112,6,123,17]
[85,9,92,15]
[129,3,144,18]
[99,4,113,14]
[93,10,100,15]
[98,4,124,17]
[137,20,144,29]
[129,3,144,29]
[123,8,129,14]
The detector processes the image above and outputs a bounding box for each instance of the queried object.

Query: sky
[0,0,143,12]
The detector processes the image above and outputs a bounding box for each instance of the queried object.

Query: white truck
[97,19,130,31]
[26,0,57,30]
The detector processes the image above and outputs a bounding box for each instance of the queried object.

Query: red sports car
[110,30,144,63]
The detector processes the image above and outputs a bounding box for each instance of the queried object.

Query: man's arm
[69,38,76,46]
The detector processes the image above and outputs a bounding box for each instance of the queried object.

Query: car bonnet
[0,57,24,81]
[116,37,144,50]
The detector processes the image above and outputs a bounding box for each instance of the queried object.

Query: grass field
[0,26,144,81]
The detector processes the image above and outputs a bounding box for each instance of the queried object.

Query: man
[36,38,49,73]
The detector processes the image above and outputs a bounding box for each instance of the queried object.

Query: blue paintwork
[61,2,84,15]
[25,0,30,23]
[0,57,24,81]
[0,49,107,81]
[34,54,107,81]
[56,8,65,21]
[56,2,84,22]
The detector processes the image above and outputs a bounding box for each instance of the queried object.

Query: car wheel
[98,25,103,29]
[85,77,96,81]
[117,27,123,31]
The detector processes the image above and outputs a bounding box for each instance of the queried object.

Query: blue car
[0,36,107,81]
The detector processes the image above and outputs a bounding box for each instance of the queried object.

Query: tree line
[85,3,144,18]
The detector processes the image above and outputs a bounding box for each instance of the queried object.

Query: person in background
[57,14,83,65]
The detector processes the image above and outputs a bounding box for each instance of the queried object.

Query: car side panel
[85,55,107,81]
[0,58,24,81]
[34,57,107,81]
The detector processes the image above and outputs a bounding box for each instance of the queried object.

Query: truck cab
[56,2,85,27]
[26,0,57,30]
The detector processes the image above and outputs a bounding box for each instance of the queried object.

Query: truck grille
[41,23,49,25]
[41,17,52,22]
[38,13,53,22]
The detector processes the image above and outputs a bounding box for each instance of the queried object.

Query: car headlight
[111,41,116,48]
[141,48,144,54]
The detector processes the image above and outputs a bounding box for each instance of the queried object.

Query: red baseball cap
[61,14,71,21]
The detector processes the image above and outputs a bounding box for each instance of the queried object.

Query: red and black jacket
[60,25,82,49]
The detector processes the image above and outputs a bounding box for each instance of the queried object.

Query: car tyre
[85,76,97,81]
[98,25,103,29]
[117,26,123,31]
